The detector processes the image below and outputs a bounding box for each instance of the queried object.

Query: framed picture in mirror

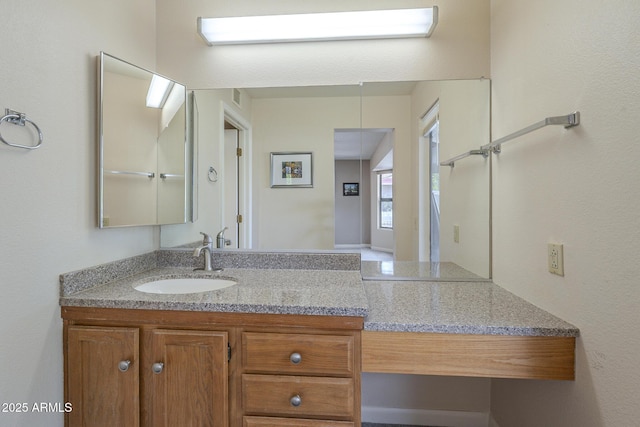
[343,182,359,196]
[270,152,313,188]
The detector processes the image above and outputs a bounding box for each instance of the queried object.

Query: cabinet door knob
[290,394,302,407]
[118,360,131,372]
[289,352,302,364]
[152,362,164,374]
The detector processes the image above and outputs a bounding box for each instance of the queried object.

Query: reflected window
[378,171,393,229]
[428,120,440,262]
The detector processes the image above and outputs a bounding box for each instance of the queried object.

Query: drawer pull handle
[152,362,164,374]
[290,395,302,407]
[289,352,302,364]
[118,360,131,372]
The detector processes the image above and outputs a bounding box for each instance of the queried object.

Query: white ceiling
[334,128,391,161]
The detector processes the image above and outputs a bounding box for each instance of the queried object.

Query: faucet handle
[199,232,213,244]
[217,227,228,238]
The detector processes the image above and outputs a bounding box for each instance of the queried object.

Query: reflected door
[224,128,239,248]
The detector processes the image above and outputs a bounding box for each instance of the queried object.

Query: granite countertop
[59,251,579,337]
[60,267,369,317]
[363,280,579,337]
[361,260,489,281]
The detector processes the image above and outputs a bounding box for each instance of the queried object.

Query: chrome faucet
[193,232,214,271]
[216,227,231,248]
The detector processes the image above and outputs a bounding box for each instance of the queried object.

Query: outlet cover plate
[548,243,564,276]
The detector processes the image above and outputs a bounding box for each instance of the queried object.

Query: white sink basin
[134,278,236,294]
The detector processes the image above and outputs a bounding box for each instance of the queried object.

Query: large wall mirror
[159,79,491,279]
[98,52,191,227]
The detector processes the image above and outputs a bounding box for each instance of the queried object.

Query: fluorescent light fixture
[197,7,438,45]
[146,74,174,108]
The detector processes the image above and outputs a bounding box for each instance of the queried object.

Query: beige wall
[489,1,640,426]
[155,0,491,88]
[361,95,413,259]
[161,88,252,247]
[334,160,370,246]
[251,96,360,249]
[410,80,491,276]
[0,1,157,426]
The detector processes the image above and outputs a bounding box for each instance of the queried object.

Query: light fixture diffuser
[146,74,173,108]
[197,7,438,45]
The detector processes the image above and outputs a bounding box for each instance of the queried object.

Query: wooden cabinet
[243,374,354,419]
[240,331,359,425]
[65,322,229,427]
[242,332,354,376]
[66,326,139,427]
[244,416,355,427]
[62,307,363,427]
[144,329,228,427]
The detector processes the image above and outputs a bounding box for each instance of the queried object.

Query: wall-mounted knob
[289,352,302,364]
[152,362,164,374]
[290,395,302,407]
[118,360,131,372]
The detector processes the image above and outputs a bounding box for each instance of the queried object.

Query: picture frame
[343,182,359,196]
[270,152,313,188]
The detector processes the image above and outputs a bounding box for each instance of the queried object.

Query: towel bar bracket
[486,111,580,154]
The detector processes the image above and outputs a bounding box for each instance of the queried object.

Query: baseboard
[334,244,370,249]
[369,246,393,253]
[362,406,490,427]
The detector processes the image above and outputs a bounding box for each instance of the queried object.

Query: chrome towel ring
[0,108,43,150]
[208,166,218,182]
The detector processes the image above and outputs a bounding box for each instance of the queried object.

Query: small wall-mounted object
[343,182,359,196]
[440,149,489,168]
[483,112,580,154]
[208,166,218,182]
[270,152,313,188]
[0,108,43,150]
[440,112,580,168]
[548,243,564,276]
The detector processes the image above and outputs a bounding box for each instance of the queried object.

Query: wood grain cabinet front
[240,331,360,425]
[144,329,229,427]
[242,374,354,419]
[242,332,354,376]
[65,324,229,427]
[66,326,140,427]
[62,307,363,427]
[244,416,355,427]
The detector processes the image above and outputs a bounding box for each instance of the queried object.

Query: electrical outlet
[548,243,564,276]
[453,225,460,243]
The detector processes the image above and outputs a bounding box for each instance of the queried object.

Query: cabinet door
[66,326,139,427]
[146,329,228,427]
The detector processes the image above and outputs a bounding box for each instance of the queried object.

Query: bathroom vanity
[63,308,362,427]
[59,251,578,427]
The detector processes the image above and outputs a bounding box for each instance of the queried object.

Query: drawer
[242,332,354,376]
[243,416,355,427]
[242,374,354,419]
